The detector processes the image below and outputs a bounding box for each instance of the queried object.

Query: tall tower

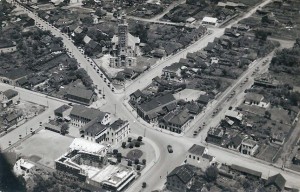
[118,13,128,55]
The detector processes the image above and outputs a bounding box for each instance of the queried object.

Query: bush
[137,136,143,141]
[129,143,134,148]
[128,161,132,166]
[128,137,132,142]
[134,159,139,165]
[135,141,140,147]
[137,165,141,170]
[113,149,118,155]
[205,166,219,182]
[117,157,121,163]
[122,142,126,148]
[142,182,147,188]
[142,159,146,165]
[116,153,122,158]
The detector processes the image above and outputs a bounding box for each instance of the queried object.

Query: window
[193,156,195,159]
[189,155,191,158]
[197,157,200,160]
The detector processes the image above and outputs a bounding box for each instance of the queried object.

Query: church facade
[110,14,140,68]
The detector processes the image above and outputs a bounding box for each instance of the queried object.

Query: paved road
[150,0,186,21]
[7,0,300,191]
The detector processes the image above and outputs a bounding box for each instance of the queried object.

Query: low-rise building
[240,138,259,156]
[230,164,262,179]
[106,119,130,146]
[0,40,17,53]
[265,173,286,192]
[54,105,72,119]
[166,164,195,192]
[244,92,269,108]
[4,112,24,126]
[206,127,225,145]
[227,134,244,151]
[82,117,108,143]
[70,105,110,128]
[225,110,243,122]
[0,89,19,107]
[137,93,176,121]
[159,109,191,134]
[13,158,36,177]
[44,122,62,134]
[129,89,143,104]
[202,17,218,26]
[65,87,97,106]
[186,144,215,171]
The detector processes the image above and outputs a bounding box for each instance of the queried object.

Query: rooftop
[70,105,107,121]
[54,105,71,114]
[66,87,95,101]
[168,164,195,184]
[265,173,286,190]
[245,93,264,103]
[110,119,128,131]
[188,144,207,156]
[139,93,176,112]
[2,89,18,100]
[230,164,262,178]
[83,117,108,135]
[69,138,106,154]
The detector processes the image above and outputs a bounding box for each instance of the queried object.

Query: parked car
[167,145,173,153]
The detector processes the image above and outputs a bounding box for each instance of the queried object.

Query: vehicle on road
[167,145,173,153]
[142,182,147,188]
[193,131,198,136]
[111,87,115,92]
[104,78,107,82]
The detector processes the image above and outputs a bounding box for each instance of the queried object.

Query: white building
[13,158,35,177]
[106,119,130,146]
[241,138,259,156]
[202,17,218,26]
[186,144,216,171]
[244,93,269,108]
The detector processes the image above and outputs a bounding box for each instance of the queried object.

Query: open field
[173,89,205,101]
[14,129,74,168]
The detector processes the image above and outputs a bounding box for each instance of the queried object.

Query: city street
[4,0,300,191]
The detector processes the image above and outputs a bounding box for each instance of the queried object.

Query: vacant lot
[15,129,74,168]
[173,89,205,101]
[256,144,281,163]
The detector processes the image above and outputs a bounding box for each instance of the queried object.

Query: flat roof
[69,138,106,154]
[202,17,218,23]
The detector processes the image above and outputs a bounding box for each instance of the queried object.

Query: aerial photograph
[1,0,300,191]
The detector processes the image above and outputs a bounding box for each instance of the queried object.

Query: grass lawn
[15,129,74,169]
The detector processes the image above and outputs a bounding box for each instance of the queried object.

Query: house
[230,164,262,179]
[159,109,191,134]
[44,122,62,134]
[206,127,225,145]
[240,138,259,156]
[162,62,182,79]
[0,68,30,86]
[186,17,196,23]
[137,93,176,121]
[265,173,286,192]
[4,112,24,126]
[202,17,218,26]
[123,68,135,79]
[72,26,83,36]
[186,102,201,115]
[54,105,72,120]
[186,144,215,170]
[244,92,269,108]
[166,164,196,192]
[228,134,243,151]
[70,105,110,128]
[0,89,19,107]
[292,150,300,165]
[152,49,166,58]
[197,95,210,105]
[0,40,17,53]
[225,110,243,122]
[129,89,143,104]
[64,87,97,105]
[254,73,279,88]
[106,119,130,146]
[82,117,108,143]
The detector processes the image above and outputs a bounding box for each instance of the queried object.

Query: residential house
[230,164,262,179]
[225,110,243,122]
[82,117,108,143]
[65,87,97,105]
[228,134,244,152]
[72,26,84,37]
[44,122,62,134]
[159,109,191,134]
[240,138,259,156]
[106,119,130,146]
[70,105,110,128]
[54,105,72,120]
[202,17,217,26]
[137,93,176,121]
[0,89,19,107]
[186,102,201,115]
[162,62,182,79]
[198,95,210,105]
[0,40,17,53]
[265,174,286,192]
[129,89,143,104]
[244,92,269,108]
[206,127,225,145]
[4,112,24,126]
[186,144,215,171]
[254,73,279,88]
[0,68,30,86]
[152,49,166,58]
[166,164,196,192]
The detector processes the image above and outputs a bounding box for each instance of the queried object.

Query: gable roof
[230,164,262,178]
[230,135,243,148]
[130,89,143,98]
[265,173,286,190]
[168,164,195,184]
[3,89,18,100]
[245,93,264,103]
[70,105,107,121]
[66,87,95,101]
[83,116,108,134]
[54,105,71,115]
[139,94,176,112]
[110,119,128,131]
[188,144,207,156]
[164,109,191,126]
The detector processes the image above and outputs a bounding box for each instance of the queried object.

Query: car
[167,145,173,153]
[104,78,107,82]
[112,87,115,92]
[100,74,103,78]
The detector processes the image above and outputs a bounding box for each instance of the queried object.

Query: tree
[137,136,143,141]
[81,16,93,24]
[205,166,218,182]
[127,160,132,166]
[95,8,107,17]
[135,141,140,147]
[61,123,69,135]
[113,149,118,155]
[142,159,146,165]
[264,111,271,119]
[134,159,139,165]
[122,142,126,148]
[128,137,132,142]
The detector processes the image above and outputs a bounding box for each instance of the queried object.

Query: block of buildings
[64,87,97,106]
[110,13,140,68]
[54,104,72,120]
[159,109,191,134]
[106,119,130,146]
[70,105,110,128]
